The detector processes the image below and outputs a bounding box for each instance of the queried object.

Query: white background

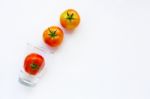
[0,0,150,99]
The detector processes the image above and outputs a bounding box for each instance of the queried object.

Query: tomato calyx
[66,11,74,22]
[48,28,57,38]
[30,63,39,70]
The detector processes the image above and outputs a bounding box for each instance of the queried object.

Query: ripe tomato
[43,26,64,47]
[60,9,80,30]
[24,53,45,75]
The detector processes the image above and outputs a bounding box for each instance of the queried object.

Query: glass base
[19,70,40,86]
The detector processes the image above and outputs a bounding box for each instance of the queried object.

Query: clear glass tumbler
[19,43,49,86]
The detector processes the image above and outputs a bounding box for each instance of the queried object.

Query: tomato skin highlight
[43,26,64,47]
[60,9,80,30]
[24,53,45,75]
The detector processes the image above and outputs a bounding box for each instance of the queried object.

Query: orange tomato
[60,9,80,30]
[43,26,64,47]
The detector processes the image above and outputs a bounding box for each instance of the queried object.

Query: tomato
[24,53,45,75]
[60,9,80,30]
[43,26,64,47]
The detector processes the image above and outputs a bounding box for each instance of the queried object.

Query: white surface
[0,0,150,99]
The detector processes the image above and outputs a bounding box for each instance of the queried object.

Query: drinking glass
[19,43,49,86]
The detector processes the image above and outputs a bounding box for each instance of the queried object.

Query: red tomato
[24,53,45,75]
[43,26,64,47]
[60,9,80,30]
